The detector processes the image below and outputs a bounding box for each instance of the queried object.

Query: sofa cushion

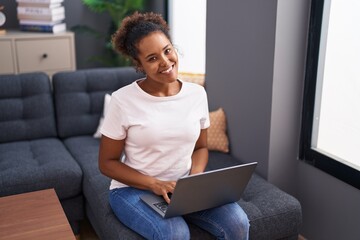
[63,136,139,239]
[0,72,57,143]
[53,67,144,138]
[208,152,302,239]
[0,138,82,200]
[63,136,101,179]
[206,151,242,170]
[239,174,302,239]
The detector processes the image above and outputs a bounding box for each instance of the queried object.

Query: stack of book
[16,0,66,33]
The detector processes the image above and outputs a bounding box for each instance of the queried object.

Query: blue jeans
[109,187,250,240]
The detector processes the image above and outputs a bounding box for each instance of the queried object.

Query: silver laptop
[140,162,257,218]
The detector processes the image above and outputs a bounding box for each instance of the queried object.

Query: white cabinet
[0,31,76,76]
[0,40,15,74]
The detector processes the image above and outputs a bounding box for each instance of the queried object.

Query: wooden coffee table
[0,189,75,240]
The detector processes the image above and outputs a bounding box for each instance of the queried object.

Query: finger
[163,192,171,204]
[169,181,176,190]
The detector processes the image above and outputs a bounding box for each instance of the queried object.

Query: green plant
[73,0,145,67]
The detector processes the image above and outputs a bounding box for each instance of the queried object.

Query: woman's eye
[165,48,172,54]
[148,57,156,62]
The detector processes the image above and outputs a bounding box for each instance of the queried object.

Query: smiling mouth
[160,65,174,74]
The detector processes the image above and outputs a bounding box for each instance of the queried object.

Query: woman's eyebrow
[163,44,171,50]
[145,44,172,59]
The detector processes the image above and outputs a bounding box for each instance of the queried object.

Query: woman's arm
[190,129,209,175]
[98,135,175,203]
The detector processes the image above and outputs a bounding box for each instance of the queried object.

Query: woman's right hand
[150,179,176,204]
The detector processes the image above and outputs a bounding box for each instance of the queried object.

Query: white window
[302,0,360,189]
[312,0,360,171]
[168,0,207,74]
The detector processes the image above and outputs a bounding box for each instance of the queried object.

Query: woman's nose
[160,56,170,67]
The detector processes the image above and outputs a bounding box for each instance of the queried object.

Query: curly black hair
[112,12,171,62]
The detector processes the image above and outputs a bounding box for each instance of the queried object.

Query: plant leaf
[82,0,107,12]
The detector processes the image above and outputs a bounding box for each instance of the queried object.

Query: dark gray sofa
[0,73,83,233]
[0,68,302,239]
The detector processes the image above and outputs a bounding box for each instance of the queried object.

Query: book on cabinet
[17,12,65,22]
[16,0,64,4]
[16,0,66,33]
[17,6,65,16]
[17,3,61,8]
[20,22,66,33]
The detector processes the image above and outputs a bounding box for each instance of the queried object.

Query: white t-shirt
[100,79,210,189]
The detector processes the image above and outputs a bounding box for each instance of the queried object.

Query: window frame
[300,0,360,190]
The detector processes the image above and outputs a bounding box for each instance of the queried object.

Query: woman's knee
[226,218,250,240]
[153,217,190,240]
[109,188,190,240]
[222,204,250,240]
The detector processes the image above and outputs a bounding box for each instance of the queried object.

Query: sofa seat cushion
[63,136,101,178]
[62,137,108,210]
[240,174,301,239]
[206,151,244,170]
[0,138,82,200]
[63,136,144,239]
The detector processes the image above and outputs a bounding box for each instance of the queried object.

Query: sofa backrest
[0,72,57,143]
[53,67,144,138]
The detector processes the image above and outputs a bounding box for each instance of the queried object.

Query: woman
[98,12,250,240]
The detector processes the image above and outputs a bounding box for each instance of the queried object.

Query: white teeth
[161,66,172,73]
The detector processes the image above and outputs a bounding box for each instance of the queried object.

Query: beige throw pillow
[208,108,230,153]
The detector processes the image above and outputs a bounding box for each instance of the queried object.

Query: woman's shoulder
[112,79,141,97]
[180,80,207,96]
[180,79,205,90]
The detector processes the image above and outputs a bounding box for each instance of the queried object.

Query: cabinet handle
[42,53,48,59]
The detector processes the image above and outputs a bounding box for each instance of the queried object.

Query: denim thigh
[109,187,190,240]
[185,202,250,240]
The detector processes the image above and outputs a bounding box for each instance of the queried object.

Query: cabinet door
[0,40,15,74]
[16,37,72,73]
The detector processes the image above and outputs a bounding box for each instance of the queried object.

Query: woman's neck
[138,79,182,97]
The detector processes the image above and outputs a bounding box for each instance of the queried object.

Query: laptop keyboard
[153,201,168,213]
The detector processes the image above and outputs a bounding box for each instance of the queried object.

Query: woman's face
[136,31,178,84]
